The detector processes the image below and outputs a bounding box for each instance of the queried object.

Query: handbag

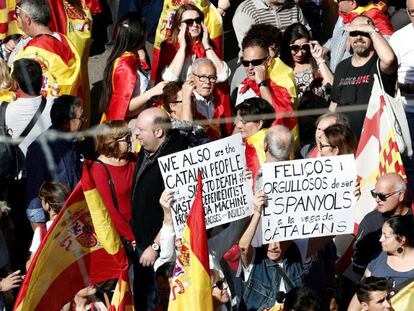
[376,60,413,157]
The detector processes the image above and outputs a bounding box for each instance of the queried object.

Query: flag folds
[14,166,132,311]
[354,74,406,225]
[0,0,20,40]
[168,173,213,311]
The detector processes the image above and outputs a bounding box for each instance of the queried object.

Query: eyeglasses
[193,73,217,83]
[212,280,226,290]
[407,8,414,17]
[182,16,203,26]
[169,100,182,104]
[370,189,401,202]
[241,57,268,67]
[72,113,87,122]
[349,31,371,38]
[116,134,132,143]
[290,43,311,54]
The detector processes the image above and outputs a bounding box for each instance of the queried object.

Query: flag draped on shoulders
[0,0,21,40]
[104,51,140,121]
[168,173,213,311]
[47,0,92,125]
[14,166,132,311]
[13,32,81,97]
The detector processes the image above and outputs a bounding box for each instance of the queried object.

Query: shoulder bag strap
[274,263,295,290]
[95,159,119,211]
[0,102,8,129]
[20,96,47,138]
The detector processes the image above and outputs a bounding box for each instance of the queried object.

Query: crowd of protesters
[0,0,414,310]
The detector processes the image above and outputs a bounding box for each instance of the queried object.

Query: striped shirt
[233,0,309,47]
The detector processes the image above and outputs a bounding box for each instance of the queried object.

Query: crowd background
[0,0,413,311]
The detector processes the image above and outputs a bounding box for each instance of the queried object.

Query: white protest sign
[261,155,356,243]
[158,134,253,236]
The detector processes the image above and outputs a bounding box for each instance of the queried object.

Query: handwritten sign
[261,155,356,243]
[158,134,253,236]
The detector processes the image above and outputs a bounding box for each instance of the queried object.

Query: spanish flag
[245,128,267,185]
[0,0,21,40]
[168,173,213,311]
[13,32,81,97]
[47,0,92,125]
[389,278,414,310]
[14,166,132,311]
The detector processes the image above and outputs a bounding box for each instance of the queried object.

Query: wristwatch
[258,80,267,88]
[151,242,160,252]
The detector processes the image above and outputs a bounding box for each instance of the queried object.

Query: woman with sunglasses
[348,215,414,311]
[280,23,334,145]
[154,4,230,83]
[100,13,166,121]
[317,123,357,157]
[90,120,136,247]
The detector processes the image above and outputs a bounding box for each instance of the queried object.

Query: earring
[397,247,404,254]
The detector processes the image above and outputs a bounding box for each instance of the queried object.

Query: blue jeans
[133,246,158,310]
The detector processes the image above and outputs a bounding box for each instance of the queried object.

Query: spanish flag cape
[168,173,213,311]
[47,0,92,125]
[0,0,21,40]
[13,166,133,311]
[152,0,232,137]
[339,1,393,36]
[389,277,414,310]
[84,0,102,14]
[239,58,299,150]
[104,51,142,121]
[13,32,81,97]
[245,128,267,185]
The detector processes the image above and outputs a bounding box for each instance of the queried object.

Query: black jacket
[131,129,188,248]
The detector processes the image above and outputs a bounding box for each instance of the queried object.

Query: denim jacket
[240,245,304,311]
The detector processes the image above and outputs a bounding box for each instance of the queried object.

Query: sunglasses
[241,57,268,67]
[318,143,334,149]
[370,189,400,202]
[212,280,226,290]
[182,16,203,26]
[290,43,311,53]
[349,31,371,38]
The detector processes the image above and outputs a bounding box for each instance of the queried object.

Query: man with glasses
[330,15,397,138]
[186,57,231,139]
[389,0,414,194]
[352,173,411,278]
[324,0,393,73]
[235,37,297,133]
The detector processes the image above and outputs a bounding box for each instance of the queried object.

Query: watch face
[151,243,160,251]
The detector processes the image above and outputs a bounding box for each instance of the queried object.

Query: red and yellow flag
[13,32,81,97]
[0,0,21,40]
[168,173,213,311]
[47,0,92,125]
[14,166,132,311]
[245,128,267,185]
[354,75,406,226]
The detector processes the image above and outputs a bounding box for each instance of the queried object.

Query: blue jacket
[240,245,304,311]
[25,127,81,222]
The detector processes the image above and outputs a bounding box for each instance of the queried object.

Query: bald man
[330,15,397,137]
[352,173,412,276]
[131,108,188,309]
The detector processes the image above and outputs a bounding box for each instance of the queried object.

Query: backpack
[0,98,46,180]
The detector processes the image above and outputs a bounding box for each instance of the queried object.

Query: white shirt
[390,23,414,110]
[29,220,53,254]
[5,96,54,155]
